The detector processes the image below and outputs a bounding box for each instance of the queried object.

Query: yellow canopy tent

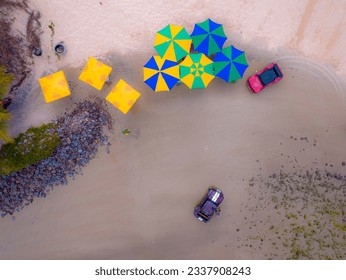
[38,70,71,103]
[106,79,141,114]
[79,57,112,90]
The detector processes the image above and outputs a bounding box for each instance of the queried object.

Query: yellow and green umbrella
[106,79,141,114]
[79,57,112,90]
[143,55,179,92]
[38,70,71,103]
[179,53,214,89]
[154,24,192,62]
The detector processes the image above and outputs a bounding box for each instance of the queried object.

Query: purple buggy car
[194,188,224,223]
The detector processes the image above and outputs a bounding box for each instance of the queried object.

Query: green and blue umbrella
[213,45,249,83]
[143,55,180,92]
[190,19,227,57]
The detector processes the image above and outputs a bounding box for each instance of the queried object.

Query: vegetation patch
[0,123,60,175]
[0,65,14,143]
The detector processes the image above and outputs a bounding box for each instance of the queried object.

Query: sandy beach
[0,0,346,259]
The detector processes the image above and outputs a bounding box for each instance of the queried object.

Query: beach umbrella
[213,45,249,83]
[143,55,180,92]
[106,79,141,114]
[179,53,214,89]
[190,19,227,57]
[39,70,71,103]
[154,24,192,62]
[79,57,112,90]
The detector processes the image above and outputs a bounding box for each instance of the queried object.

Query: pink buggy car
[247,63,283,93]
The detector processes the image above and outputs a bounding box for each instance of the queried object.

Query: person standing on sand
[122,129,130,136]
[216,208,221,217]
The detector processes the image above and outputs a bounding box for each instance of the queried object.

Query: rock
[0,99,113,217]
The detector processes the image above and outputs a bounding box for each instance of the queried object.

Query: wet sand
[1,46,346,259]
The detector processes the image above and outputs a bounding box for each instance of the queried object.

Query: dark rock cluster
[0,99,113,217]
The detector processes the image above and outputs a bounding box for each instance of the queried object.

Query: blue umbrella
[213,45,249,83]
[190,19,227,57]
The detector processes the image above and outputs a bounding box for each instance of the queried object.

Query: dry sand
[1,0,346,259]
